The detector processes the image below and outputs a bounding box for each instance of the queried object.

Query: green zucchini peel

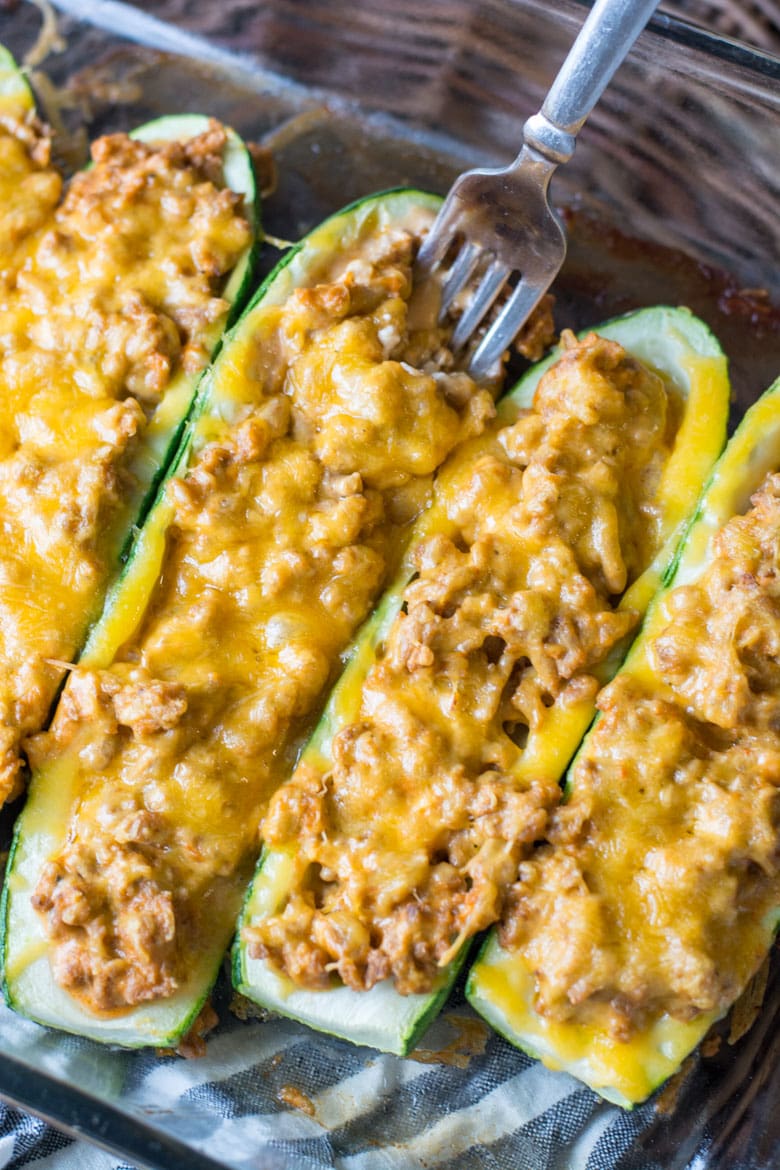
[0,110,260,1045]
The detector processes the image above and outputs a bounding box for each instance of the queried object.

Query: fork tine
[466,277,548,382]
[415,193,468,270]
[438,242,481,319]
[450,260,511,351]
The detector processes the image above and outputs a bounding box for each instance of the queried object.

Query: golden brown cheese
[246,331,678,995]
[29,224,499,1013]
[0,117,250,802]
[501,472,780,1040]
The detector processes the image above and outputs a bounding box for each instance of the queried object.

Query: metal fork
[417,0,661,381]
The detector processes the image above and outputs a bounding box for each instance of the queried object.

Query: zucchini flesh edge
[467,377,780,1108]
[0,44,34,116]
[1,189,444,1047]
[232,305,730,1056]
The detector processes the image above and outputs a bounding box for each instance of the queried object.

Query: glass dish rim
[38,0,780,101]
[574,0,780,78]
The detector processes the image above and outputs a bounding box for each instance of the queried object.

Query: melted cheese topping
[27,212,501,1014]
[0,115,250,802]
[246,332,678,996]
[470,938,714,1106]
[484,471,780,1102]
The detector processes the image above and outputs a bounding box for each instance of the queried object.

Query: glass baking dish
[0,1,779,1167]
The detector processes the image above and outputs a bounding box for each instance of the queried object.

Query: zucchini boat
[2,188,506,1047]
[0,100,258,805]
[233,306,730,1055]
[467,376,780,1106]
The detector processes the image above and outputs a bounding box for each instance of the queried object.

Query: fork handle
[524,0,660,165]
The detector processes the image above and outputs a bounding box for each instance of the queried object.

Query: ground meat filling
[0,117,250,805]
[30,224,504,1014]
[247,331,676,996]
[501,473,780,1041]
[30,125,250,397]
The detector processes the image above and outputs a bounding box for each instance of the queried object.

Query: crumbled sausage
[0,115,252,819]
[112,675,188,737]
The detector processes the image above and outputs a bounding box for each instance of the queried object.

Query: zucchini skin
[130,114,260,330]
[466,377,780,1108]
[0,45,34,117]
[1,188,445,1048]
[233,306,730,1056]
[1,99,260,656]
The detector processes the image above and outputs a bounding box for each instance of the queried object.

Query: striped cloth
[0,974,717,1170]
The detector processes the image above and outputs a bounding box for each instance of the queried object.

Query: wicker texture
[662,0,780,51]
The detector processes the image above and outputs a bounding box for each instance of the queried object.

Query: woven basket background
[661,0,780,51]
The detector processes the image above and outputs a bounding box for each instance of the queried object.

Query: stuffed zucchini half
[0,88,258,806]
[467,376,780,1107]
[2,189,512,1048]
[124,114,259,493]
[233,306,730,1056]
